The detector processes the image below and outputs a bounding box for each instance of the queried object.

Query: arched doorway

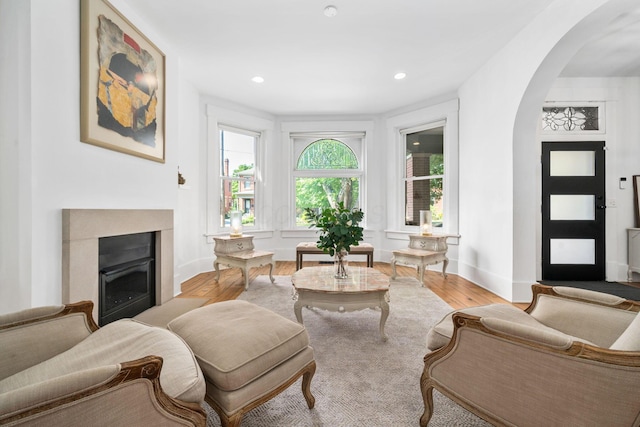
[513,0,640,292]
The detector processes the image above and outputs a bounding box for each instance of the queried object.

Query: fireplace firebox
[99,232,155,326]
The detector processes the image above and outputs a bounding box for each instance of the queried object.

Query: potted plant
[304,203,364,278]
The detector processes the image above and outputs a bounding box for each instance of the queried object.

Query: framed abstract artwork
[80,0,165,162]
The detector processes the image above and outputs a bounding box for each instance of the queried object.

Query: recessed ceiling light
[324,5,338,17]
[251,76,264,83]
[394,72,407,80]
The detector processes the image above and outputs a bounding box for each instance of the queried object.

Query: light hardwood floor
[179,261,530,310]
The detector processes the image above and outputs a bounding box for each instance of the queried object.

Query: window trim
[282,121,373,230]
[292,134,364,228]
[402,121,445,227]
[385,99,459,238]
[206,105,273,237]
[219,127,257,224]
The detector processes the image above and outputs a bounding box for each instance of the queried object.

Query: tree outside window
[294,138,362,226]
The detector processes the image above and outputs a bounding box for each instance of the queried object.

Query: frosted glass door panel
[550,195,594,220]
[550,239,595,264]
[550,151,595,176]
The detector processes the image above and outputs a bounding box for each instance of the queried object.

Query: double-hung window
[292,133,364,227]
[219,126,257,229]
[402,123,445,229]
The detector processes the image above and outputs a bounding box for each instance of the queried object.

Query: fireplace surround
[62,209,174,321]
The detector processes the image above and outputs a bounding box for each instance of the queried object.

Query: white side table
[390,235,453,284]
[213,235,275,290]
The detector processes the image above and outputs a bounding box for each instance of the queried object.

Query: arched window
[297,139,358,170]
[292,135,364,227]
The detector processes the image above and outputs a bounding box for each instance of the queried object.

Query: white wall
[511,0,640,301]
[174,72,204,286]
[458,0,594,301]
[0,0,32,313]
[460,0,638,302]
[0,0,194,314]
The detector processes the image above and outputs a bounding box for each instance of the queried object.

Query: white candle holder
[230,211,243,237]
[420,210,432,236]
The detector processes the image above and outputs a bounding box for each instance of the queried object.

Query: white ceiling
[561,8,640,77]
[124,0,640,116]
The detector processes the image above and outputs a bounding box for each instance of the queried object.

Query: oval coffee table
[291,266,391,341]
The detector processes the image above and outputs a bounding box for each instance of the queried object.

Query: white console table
[629,228,640,282]
[390,234,455,284]
[213,235,275,290]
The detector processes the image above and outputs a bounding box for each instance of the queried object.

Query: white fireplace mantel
[62,209,174,320]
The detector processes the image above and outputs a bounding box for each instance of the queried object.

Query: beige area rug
[204,275,490,427]
[133,297,208,327]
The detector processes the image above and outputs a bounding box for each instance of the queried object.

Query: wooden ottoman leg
[207,360,317,427]
[223,413,243,427]
[205,398,242,427]
[390,256,398,279]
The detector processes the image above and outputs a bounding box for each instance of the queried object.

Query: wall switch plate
[620,177,627,189]
[606,198,617,208]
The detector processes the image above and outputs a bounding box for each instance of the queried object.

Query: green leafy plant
[304,203,364,256]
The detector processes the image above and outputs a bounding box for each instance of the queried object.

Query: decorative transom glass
[541,106,599,131]
[297,139,358,170]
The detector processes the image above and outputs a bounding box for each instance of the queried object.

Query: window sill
[204,229,274,244]
[385,229,460,244]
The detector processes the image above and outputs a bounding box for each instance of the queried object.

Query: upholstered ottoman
[168,300,316,427]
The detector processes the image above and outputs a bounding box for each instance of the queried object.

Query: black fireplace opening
[99,232,156,326]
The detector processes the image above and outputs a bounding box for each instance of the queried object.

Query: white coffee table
[291,266,391,341]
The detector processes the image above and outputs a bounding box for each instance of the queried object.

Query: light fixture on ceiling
[394,72,407,80]
[251,76,264,83]
[324,5,338,17]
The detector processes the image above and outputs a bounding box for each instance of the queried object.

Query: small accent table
[391,234,453,284]
[295,242,374,270]
[291,266,390,341]
[213,235,275,290]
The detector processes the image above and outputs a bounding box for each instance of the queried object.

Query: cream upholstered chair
[0,301,207,426]
[421,284,640,427]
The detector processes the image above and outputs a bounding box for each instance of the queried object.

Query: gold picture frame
[634,175,640,228]
[80,0,165,163]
